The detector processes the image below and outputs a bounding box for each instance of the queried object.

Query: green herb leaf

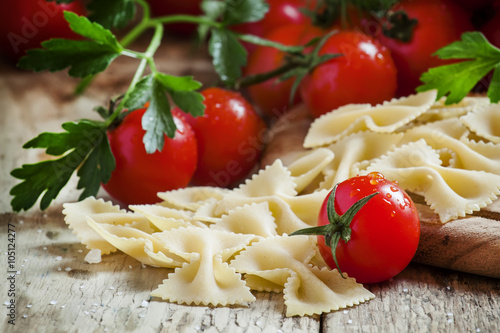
[223,0,268,25]
[142,77,174,154]
[124,75,155,112]
[209,28,247,86]
[155,73,205,117]
[10,120,114,212]
[87,0,136,29]
[417,32,500,104]
[17,12,122,77]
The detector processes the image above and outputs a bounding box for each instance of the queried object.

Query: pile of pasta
[63,89,500,316]
[63,159,375,317]
[301,89,500,223]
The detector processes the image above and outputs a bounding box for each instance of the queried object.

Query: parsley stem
[150,14,223,30]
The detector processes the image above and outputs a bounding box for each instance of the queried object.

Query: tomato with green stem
[0,0,86,62]
[291,172,420,284]
[244,23,325,118]
[103,107,198,206]
[183,87,267,187]
[299,30,397,118]
[376,0,473,97]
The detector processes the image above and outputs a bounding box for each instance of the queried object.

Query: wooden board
[1,39,499,332]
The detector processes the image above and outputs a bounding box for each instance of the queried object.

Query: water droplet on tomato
[370,179,379,185]
[390,186,399,192]
[391,211,396,217]
[350,189,360,197]
[386,193,392,199]
[399,203,405,210]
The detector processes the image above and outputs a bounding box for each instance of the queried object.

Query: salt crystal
[109,286,115,290]
[139,314,145,318]
[23,314,28,318]
[16,271,20,275]
[84,311,89,315]
[78,249,83,253]
[61,305,66,309]
[343,310,348,314]
[84,249,102,264]
[141,263,146,269]
[403,288,408,293]
[141,300,149,308]
[57,267,62,271]
[129,265,133,269]
[43,247,47,251]
[37,229,42,233]
[4,301,10,306]
[347,319,353,324]
[55,256,62,261]
[117,292,123,296]
[20,220,24,224]
[27,304,32,308]
[49,300,57,305]
[65,267,72,272]
[447,313,454,317]
[447,318,453,323]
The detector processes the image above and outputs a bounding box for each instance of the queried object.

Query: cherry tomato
[376,0,473,97]
[0,0,86,63]
[299,30,397,118]
[103,108,198,205]
[293,172,420,284]
[245,24,325,118]
[232,0,315,53]
[146,0,202,36]
[183,87,267,187]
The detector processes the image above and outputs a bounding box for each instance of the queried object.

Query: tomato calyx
[290,184,378,278]
[379,10,418,43]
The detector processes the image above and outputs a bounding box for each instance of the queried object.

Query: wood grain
[1,39,499,333]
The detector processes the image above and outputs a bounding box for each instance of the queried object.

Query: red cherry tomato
[146,0,202,36]
[299,30,397,118]
[245,24,325,118]
[183,87,267,187]
[232,0,315,53]
[103,108,198,205]
[376,0,473,97]
[293,172,420,284]
[0,0,86,62]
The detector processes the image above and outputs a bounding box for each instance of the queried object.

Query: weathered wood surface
[1,39,500,332]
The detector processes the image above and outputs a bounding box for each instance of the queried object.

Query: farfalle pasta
[63,159,373,316]
[299,90,500,222]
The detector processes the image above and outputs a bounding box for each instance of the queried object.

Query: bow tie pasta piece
[304,89,437,148]
[216,195,314,235]
[86,217,186,268]
[210,202,278,237]
[157,186,230,211]
[364,140,500,222]
[318,132,405,190]
[415,96,490,123]
[233,159,297,197]
[286,148,334,193]
[402,119,500,174]
[63,197,154,254]
[230,235,374,317]
[461,104,500,144]
[129,204,208,231]
[151,227,256,306]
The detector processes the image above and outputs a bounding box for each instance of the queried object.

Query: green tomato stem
[290,185,379,279]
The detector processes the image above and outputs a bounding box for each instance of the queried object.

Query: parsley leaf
[87,0,137,29]
[417,32,500,104]
[209,28,247,86]
[125,74,205,153]
[223,0,268,25]
[17,12,122,77]
[10,120,115,212]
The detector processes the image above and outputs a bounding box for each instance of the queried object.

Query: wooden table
[1,38,499,333]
